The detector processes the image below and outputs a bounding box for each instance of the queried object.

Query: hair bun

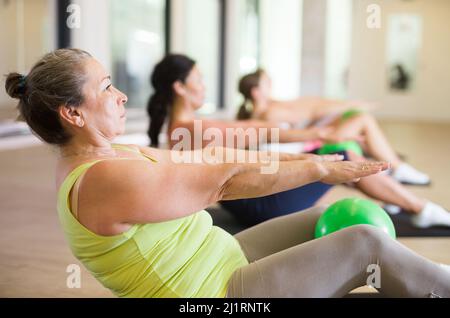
[5,72,27,99]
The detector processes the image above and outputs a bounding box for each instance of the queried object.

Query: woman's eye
[106,84,112,91]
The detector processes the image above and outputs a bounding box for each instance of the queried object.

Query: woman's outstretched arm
[80,146,388,226]
[267,97,377,123]
[137,145,343,164]
[169,119,327,149]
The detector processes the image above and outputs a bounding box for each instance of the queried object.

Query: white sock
[411,202,450,228]
[384,204,401,215]
[439,264,450,273]
[392,163,430,185]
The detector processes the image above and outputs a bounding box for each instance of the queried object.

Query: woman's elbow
[213,164,243,201]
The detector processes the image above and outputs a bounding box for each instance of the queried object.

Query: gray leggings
[226,206,450,298]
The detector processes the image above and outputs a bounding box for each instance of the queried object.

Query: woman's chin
[117,125,126,135]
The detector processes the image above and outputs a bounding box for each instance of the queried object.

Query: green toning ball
[315,198,397,240]
[318,140,363,156]
[342,109,363,121]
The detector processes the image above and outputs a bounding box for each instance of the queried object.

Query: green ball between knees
[318,140,363,156]
[342,109,363,121]
[314,198,397,239]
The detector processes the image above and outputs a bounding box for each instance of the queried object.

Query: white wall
[300,0,325,96]
[349,0,450,122]
[71,0,111,72]
[260,0,303,100]
[223,0,242,117]
[324,0,352,99]
[0,0,56,110]
[0,0,19,109]
[170,0,221,113]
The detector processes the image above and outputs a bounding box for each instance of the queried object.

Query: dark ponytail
[236,100,253,120]
[236,69,265,120]
[147,91,169,147]
[147,54,196,147]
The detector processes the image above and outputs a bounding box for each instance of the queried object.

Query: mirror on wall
[238,0,261,75]
[182,0,221,114]
[110,0,166,108]
[386,14,422,92]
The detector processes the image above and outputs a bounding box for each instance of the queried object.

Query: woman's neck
[59,135,116,159]
[252,99,269,118]
[170,97,196,125]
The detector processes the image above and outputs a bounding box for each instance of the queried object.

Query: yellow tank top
[56,144,248,297]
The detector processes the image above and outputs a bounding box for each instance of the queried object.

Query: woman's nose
[116,89,128,105]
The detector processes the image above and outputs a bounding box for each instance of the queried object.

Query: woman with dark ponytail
[147,55,339,149]
[147,93,168,147]
[236,70,265,120]
[147,54,195,147]
[147,54,450,229]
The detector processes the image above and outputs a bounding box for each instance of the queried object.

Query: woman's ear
[173,81,186,97]
[59,105,84,128]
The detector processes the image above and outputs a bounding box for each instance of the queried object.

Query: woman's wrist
[314,161,331,181]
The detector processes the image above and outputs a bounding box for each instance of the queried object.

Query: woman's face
[77,58,128,139]
[256,72,272,101]
[178,65,206,110]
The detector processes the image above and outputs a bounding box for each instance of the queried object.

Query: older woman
[6,49,450,298]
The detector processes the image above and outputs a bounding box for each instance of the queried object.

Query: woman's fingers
[321,160,390,185]
[304,154,345,162]
[353,161,390,177]
[295,153,320,162]
[321,154,345,162]
[381,161,391,170]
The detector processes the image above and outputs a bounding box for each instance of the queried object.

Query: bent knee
[345,224,391,246]
[354,113,376,126]
[309,205,328,218]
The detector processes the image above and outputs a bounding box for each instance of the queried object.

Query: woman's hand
[319,160,390,185]
[295,153,345,162]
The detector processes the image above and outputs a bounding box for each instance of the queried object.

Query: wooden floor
[0,120,449,297]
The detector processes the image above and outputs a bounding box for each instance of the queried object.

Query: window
[260,0,302,99]
[325,0,353,98]
[110,0,166,108]
[0,0,55,116]
[238,0,261,75]
[180,0,221,113]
